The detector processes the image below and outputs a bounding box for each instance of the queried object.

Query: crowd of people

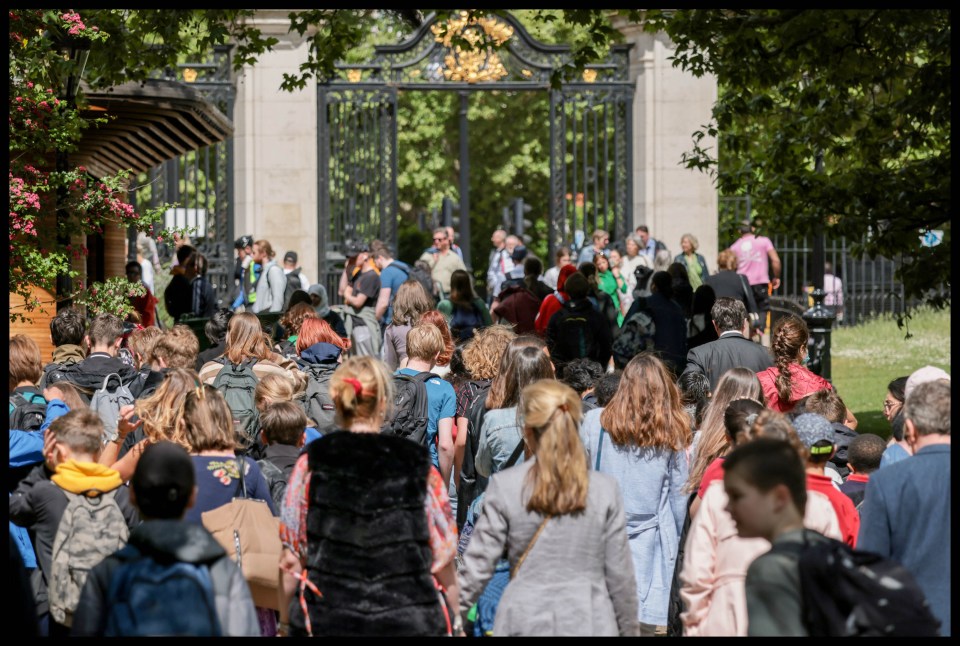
[7,220,951,637]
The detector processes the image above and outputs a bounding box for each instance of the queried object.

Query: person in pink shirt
[729,219,781,331]
[757,315,832,413]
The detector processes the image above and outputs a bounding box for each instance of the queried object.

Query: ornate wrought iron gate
[317,11,632,289]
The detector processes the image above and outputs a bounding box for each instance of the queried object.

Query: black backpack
[456,381,491,531]
[9,392,47,432]
[380,371,433,446]
[283,269,302,311]
[773,530,941,637]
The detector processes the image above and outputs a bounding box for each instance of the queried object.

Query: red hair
[557,263,578,295]
[419,310,454,366]
[297,317,349,354]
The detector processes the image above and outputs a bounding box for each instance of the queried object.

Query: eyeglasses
[882,401,899,411]
[433,237,446,242]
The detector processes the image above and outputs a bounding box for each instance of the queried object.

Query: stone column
[233,11,320,287]
[616,18,719,272]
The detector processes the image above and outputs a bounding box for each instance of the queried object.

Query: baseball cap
[131,441,195,519]
[234,235,253,249]
[905,365,950,400]
[792,413,836,455]
[345,242,370,257]
[283,251,298,265]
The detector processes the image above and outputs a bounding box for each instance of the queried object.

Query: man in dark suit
[680,297,773,390]
[857,379,951,636]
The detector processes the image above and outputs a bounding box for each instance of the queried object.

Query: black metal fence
[719,196,946,326]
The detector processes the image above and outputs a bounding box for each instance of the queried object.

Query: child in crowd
[791,413,860,547]
[839,433,886,509]
[72,441,259,636]
[257,401,308,510]
[723,437,833,636]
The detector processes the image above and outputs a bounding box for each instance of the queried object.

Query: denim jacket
[475,406,524,478]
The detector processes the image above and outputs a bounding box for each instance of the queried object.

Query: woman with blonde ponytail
[756,315,832,412]
[459,379,639,636]
[277,356,461,637]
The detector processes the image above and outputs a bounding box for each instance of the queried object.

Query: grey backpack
[211,359,261,450]
[49,488,129,627]
[301,363,337,435]
[90,373,135,444]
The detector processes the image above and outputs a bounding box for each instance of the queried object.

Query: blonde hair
[681,233,699,252]
[254,239,276,259]
[47,381,88,412]
[255,372,296,413]
[685,367,763,493]
[224,312,273,365]
[330,356,394,429]
[181,384,236,453]
[462,324,516,380]
[135,367,199,449]
[522,380,588,516]
[717,249,738,271]
[600,353,691,451]
[406,322,444,362]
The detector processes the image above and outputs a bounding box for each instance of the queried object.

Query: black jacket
[681,331,774,391]
[705,271,760,319]
[196,340,227,371]
[546,298,613,368]
[54,353,142,400]
[626,292,687,376]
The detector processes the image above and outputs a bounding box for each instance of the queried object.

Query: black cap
[234,235,253,249]
[131,441,195,519]
[283,251,298,264]
[345,242,370,257]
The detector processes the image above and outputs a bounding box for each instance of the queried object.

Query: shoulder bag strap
[595,427,606,471]
[504,435,526,468]
[511,515,551,579]
[234,456,248,499]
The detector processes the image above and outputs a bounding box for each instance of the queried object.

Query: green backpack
[211,359,261,450]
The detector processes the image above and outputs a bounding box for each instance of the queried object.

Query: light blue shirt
[879,442,910,469]
[580,407,689,626]
[397,368,456,469]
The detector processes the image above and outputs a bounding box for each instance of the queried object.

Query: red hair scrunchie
[342,377,363,397]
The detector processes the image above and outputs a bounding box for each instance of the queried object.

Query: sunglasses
[433,237,446,242]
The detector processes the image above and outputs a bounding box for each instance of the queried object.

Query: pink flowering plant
[71,276,147,319]
[9,9,186,323]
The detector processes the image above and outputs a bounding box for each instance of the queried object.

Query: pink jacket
[757,363,833,413]
[679,480,842,636]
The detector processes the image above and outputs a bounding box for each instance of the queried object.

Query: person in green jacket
[595,252,627,326]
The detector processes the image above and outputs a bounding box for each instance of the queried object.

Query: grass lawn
[830,306,951,439]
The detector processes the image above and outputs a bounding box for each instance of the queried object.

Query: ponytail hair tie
[559,403,569,413]
[744,413,758,427]
[342,377,363,397]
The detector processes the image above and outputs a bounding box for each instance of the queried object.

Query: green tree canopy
[644,9,950,313]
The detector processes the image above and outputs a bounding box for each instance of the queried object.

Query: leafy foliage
[643,9,950,312]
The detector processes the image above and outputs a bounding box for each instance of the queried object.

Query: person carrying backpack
[281,250,310,312]
[437,269,492,344]
[9,409,140,637]
[72,441,260,636]
[724,437,940,637]
[197,312,301,453]
[387,323,456,488]
[544,272,613,371]
[10,335,48,433]
[256,402,307,511]
[52,313,143,404]
[295,318,349,437]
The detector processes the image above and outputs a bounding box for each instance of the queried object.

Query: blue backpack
[449,301,484,342]
[104,545,222,636]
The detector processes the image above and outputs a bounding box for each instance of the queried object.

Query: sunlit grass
[831,306,951,438]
